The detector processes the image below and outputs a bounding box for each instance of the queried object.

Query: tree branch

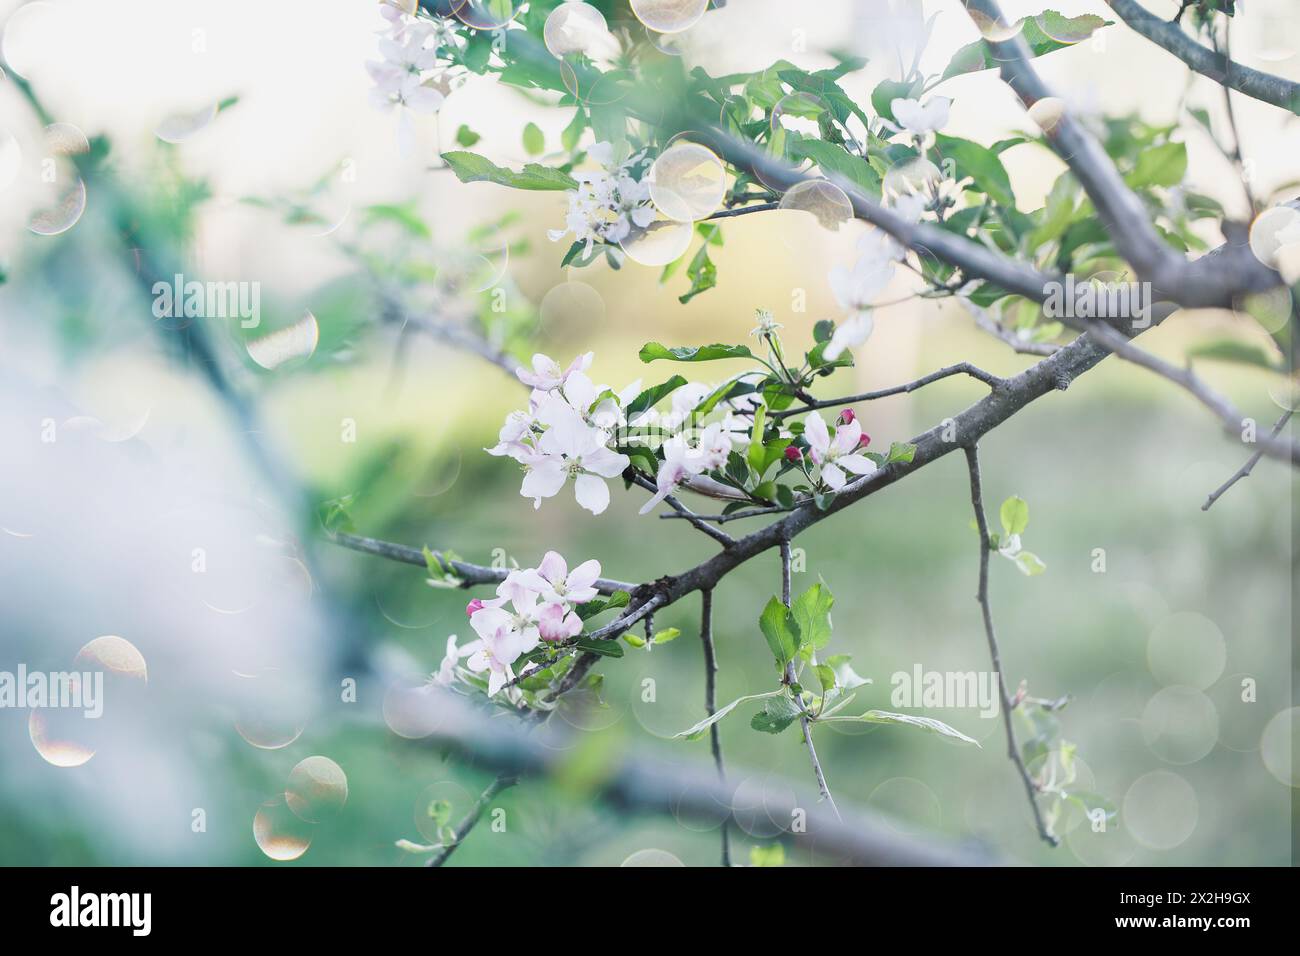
[1105,0,1300,114]
[960,0,1282,310]
[963,444,1060,847]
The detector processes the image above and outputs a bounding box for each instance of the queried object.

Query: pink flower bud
[858,434,871,450]
[784,445,802,462]
[838,408,856,425]
[466,598,485,617]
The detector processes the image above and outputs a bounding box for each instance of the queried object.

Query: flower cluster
[433,551,602,696]
[366,4,464,154]
[488,352,635,515]
[548,142,656,254]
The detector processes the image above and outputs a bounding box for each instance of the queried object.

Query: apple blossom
[516,351,593,391]
[522,393,630,514]
[891,96,952,136]
[432,634,473,686]
[804,411,878,491]
[518,551,602,605]
[638,422,733,514]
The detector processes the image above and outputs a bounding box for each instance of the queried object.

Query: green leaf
[886,441,916,464]
[813,663,837,694]
[454,124,481,147]
[999,495,1029,536]
[626,375,689,417]
[871,77,921,123]
[823,653,871,690]
[933,134,1015,207]
[750,693,804,734]
[638,342,755,363]
[749,844,786,867]
[790,138,881,199]
[678,242,718,304]
[441,151,577,191]
[746,403,768,476]
[856,710,981,746]
[522,122,545,156]
[1124,141,1187,188]
[362,203,431,239]
[791,583,834,652]
[1187,338,1283,371]
[941,13,1111,82]
[674,689,784,740]
[758,596,801,668]
[576,590,630,621]
[560,110,585,152]
[573,638,624,658]
[651,627,681,645]
[1013,550,1046,576]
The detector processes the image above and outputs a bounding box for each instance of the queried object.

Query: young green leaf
[758,595,802,668]
[750,692,804,734]
[854,710,981,745]
[521,122,545,156]
[791,582,834,652]
[674,689,784,740]
[638,342,755,363]
[999,495,1029,536]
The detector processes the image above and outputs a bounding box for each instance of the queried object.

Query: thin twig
[771,362,1004,419]
[1211,19,1257,213]
[780,539,841,821]
[1084,321,1299,465]
[1203,410,1294,510]
[963,445,1059,847]
[699,589,731,866]
[704,200,781,220]
[426,773,519,867]
[628,473,736,548]
[661,504,796,524]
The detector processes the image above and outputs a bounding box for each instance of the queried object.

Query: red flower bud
[858,434,871,449]
[784,445,802,462]
[838,408,856,425]
[466,598,485,617]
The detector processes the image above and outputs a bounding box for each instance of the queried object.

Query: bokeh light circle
[253,795,313,861]
[648,142,726,222]
[779,179,854,230]
[1122,770,1198,850]
[618,218,693,266]
[543,2,618,60]
[286,756,349,823]
[629,0,709,35]
[1259,707,1297,787]
[1140,685,1219,764]
[621,848,685,866]
[453,0,522,31]
[1147,612,1225,690]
